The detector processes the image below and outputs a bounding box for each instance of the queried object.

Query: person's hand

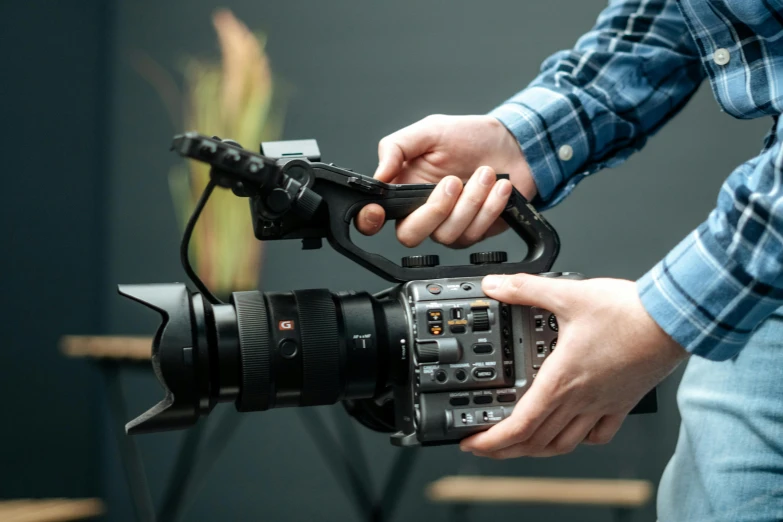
[460,274,688,458]
[355,115,536,248]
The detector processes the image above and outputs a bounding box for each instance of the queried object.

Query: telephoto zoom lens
[118,284,407,434]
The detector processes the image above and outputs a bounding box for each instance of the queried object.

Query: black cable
[180,179,222,304]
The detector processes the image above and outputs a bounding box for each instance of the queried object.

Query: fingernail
[483,275,503,290]
[444,177,460,196]
[479,168,495,187]
[496,180,512,196]
[367,208,383,226]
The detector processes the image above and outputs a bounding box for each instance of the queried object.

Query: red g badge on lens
[278,320,294,331]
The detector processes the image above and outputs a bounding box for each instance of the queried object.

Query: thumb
[482,273,571,312]
[374,118,440,182]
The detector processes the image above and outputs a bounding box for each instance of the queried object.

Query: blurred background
[0,1,773,521]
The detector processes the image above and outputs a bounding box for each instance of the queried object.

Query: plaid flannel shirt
[490,0,783,361]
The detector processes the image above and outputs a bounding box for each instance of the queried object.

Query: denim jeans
[657,311,783,521]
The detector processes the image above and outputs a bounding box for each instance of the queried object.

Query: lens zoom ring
[295,289,340,406]
[233,291,270,412]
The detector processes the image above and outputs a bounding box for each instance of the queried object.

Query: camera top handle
[171,132,559,283]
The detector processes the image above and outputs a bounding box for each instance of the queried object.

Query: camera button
[472,368,496,380]
[427,309,443,321]
[497,393,517,403]
[279,339,298,359]
[473,395,493,405]
[427,284,442,295]
[449,322,466,334]
[449,396,470,406]
[473,343,493,354]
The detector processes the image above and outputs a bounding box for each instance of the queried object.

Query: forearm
[492,0,704,209]
[638,140,783,360]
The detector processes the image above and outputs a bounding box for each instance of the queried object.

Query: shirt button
[558,144,573,161]
[713,48,730,66]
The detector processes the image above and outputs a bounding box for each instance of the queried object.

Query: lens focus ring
[232,291,271,412]
[295,289,340,406]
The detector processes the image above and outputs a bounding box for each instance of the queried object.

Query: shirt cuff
[489,86,594,210]
[637,223,783,361]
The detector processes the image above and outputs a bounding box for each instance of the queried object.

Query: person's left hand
[460,273,689,459]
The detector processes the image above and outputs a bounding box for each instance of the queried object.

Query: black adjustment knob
[266,188,292,213]
[402,255,440,268]
[416,342,439,363]
[473,309,490,331]
[470,251,508,265]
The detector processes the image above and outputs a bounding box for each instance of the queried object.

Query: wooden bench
[426,476,653,522]
[0,498,104,522]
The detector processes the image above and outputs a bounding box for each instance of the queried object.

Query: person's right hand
[355,115,536,248]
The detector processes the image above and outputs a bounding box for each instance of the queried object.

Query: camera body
[118,133,656,446]
[390,273,574,446]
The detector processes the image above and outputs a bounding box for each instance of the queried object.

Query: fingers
[455,179,512,245]
[460,379,560,453]
[355,204,386,236]
[395,177,463,247]
[481,273,573,312]
[473,414,601,459]
[536,414,601,457]
[583,414,625,445]
[374,117,442,182]
[431,167,499,245]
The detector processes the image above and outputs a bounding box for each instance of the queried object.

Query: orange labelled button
[427,284,442,295]
[427,310,443,321]
[429,324,443,336]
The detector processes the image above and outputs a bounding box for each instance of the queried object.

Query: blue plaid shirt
[490,0,783,361]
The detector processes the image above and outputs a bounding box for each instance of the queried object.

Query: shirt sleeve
[638,139,783,361]
[490,0,705,210]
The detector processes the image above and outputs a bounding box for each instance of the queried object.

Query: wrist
[485,115,538,200]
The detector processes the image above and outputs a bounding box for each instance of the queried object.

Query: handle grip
[312,167,559,282]
[170,132,560,283]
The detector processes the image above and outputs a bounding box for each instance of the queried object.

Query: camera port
[435,370,448,383]
[455,369,467,382]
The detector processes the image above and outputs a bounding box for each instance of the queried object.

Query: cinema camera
[119,133,655,446]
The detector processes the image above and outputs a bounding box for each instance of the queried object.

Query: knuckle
[503,274,527,293]
[552,440,577,455]
[508,423,532,444]
[460,230,484,246]
[587,430,612,445]
[397,231,421,248]
[428,202,452,221]
[463,190,486,208]
[432,229,456,245]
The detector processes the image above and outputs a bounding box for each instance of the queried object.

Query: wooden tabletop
[426,476,653,507]
[59,336,152,361]
[0,498,105,522]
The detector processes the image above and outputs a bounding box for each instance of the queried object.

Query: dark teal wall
[1,1,773,521]
[0,1,107,501]
[103,2,772,522]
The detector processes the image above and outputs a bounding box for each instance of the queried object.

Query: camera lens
[119,283,407,434]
